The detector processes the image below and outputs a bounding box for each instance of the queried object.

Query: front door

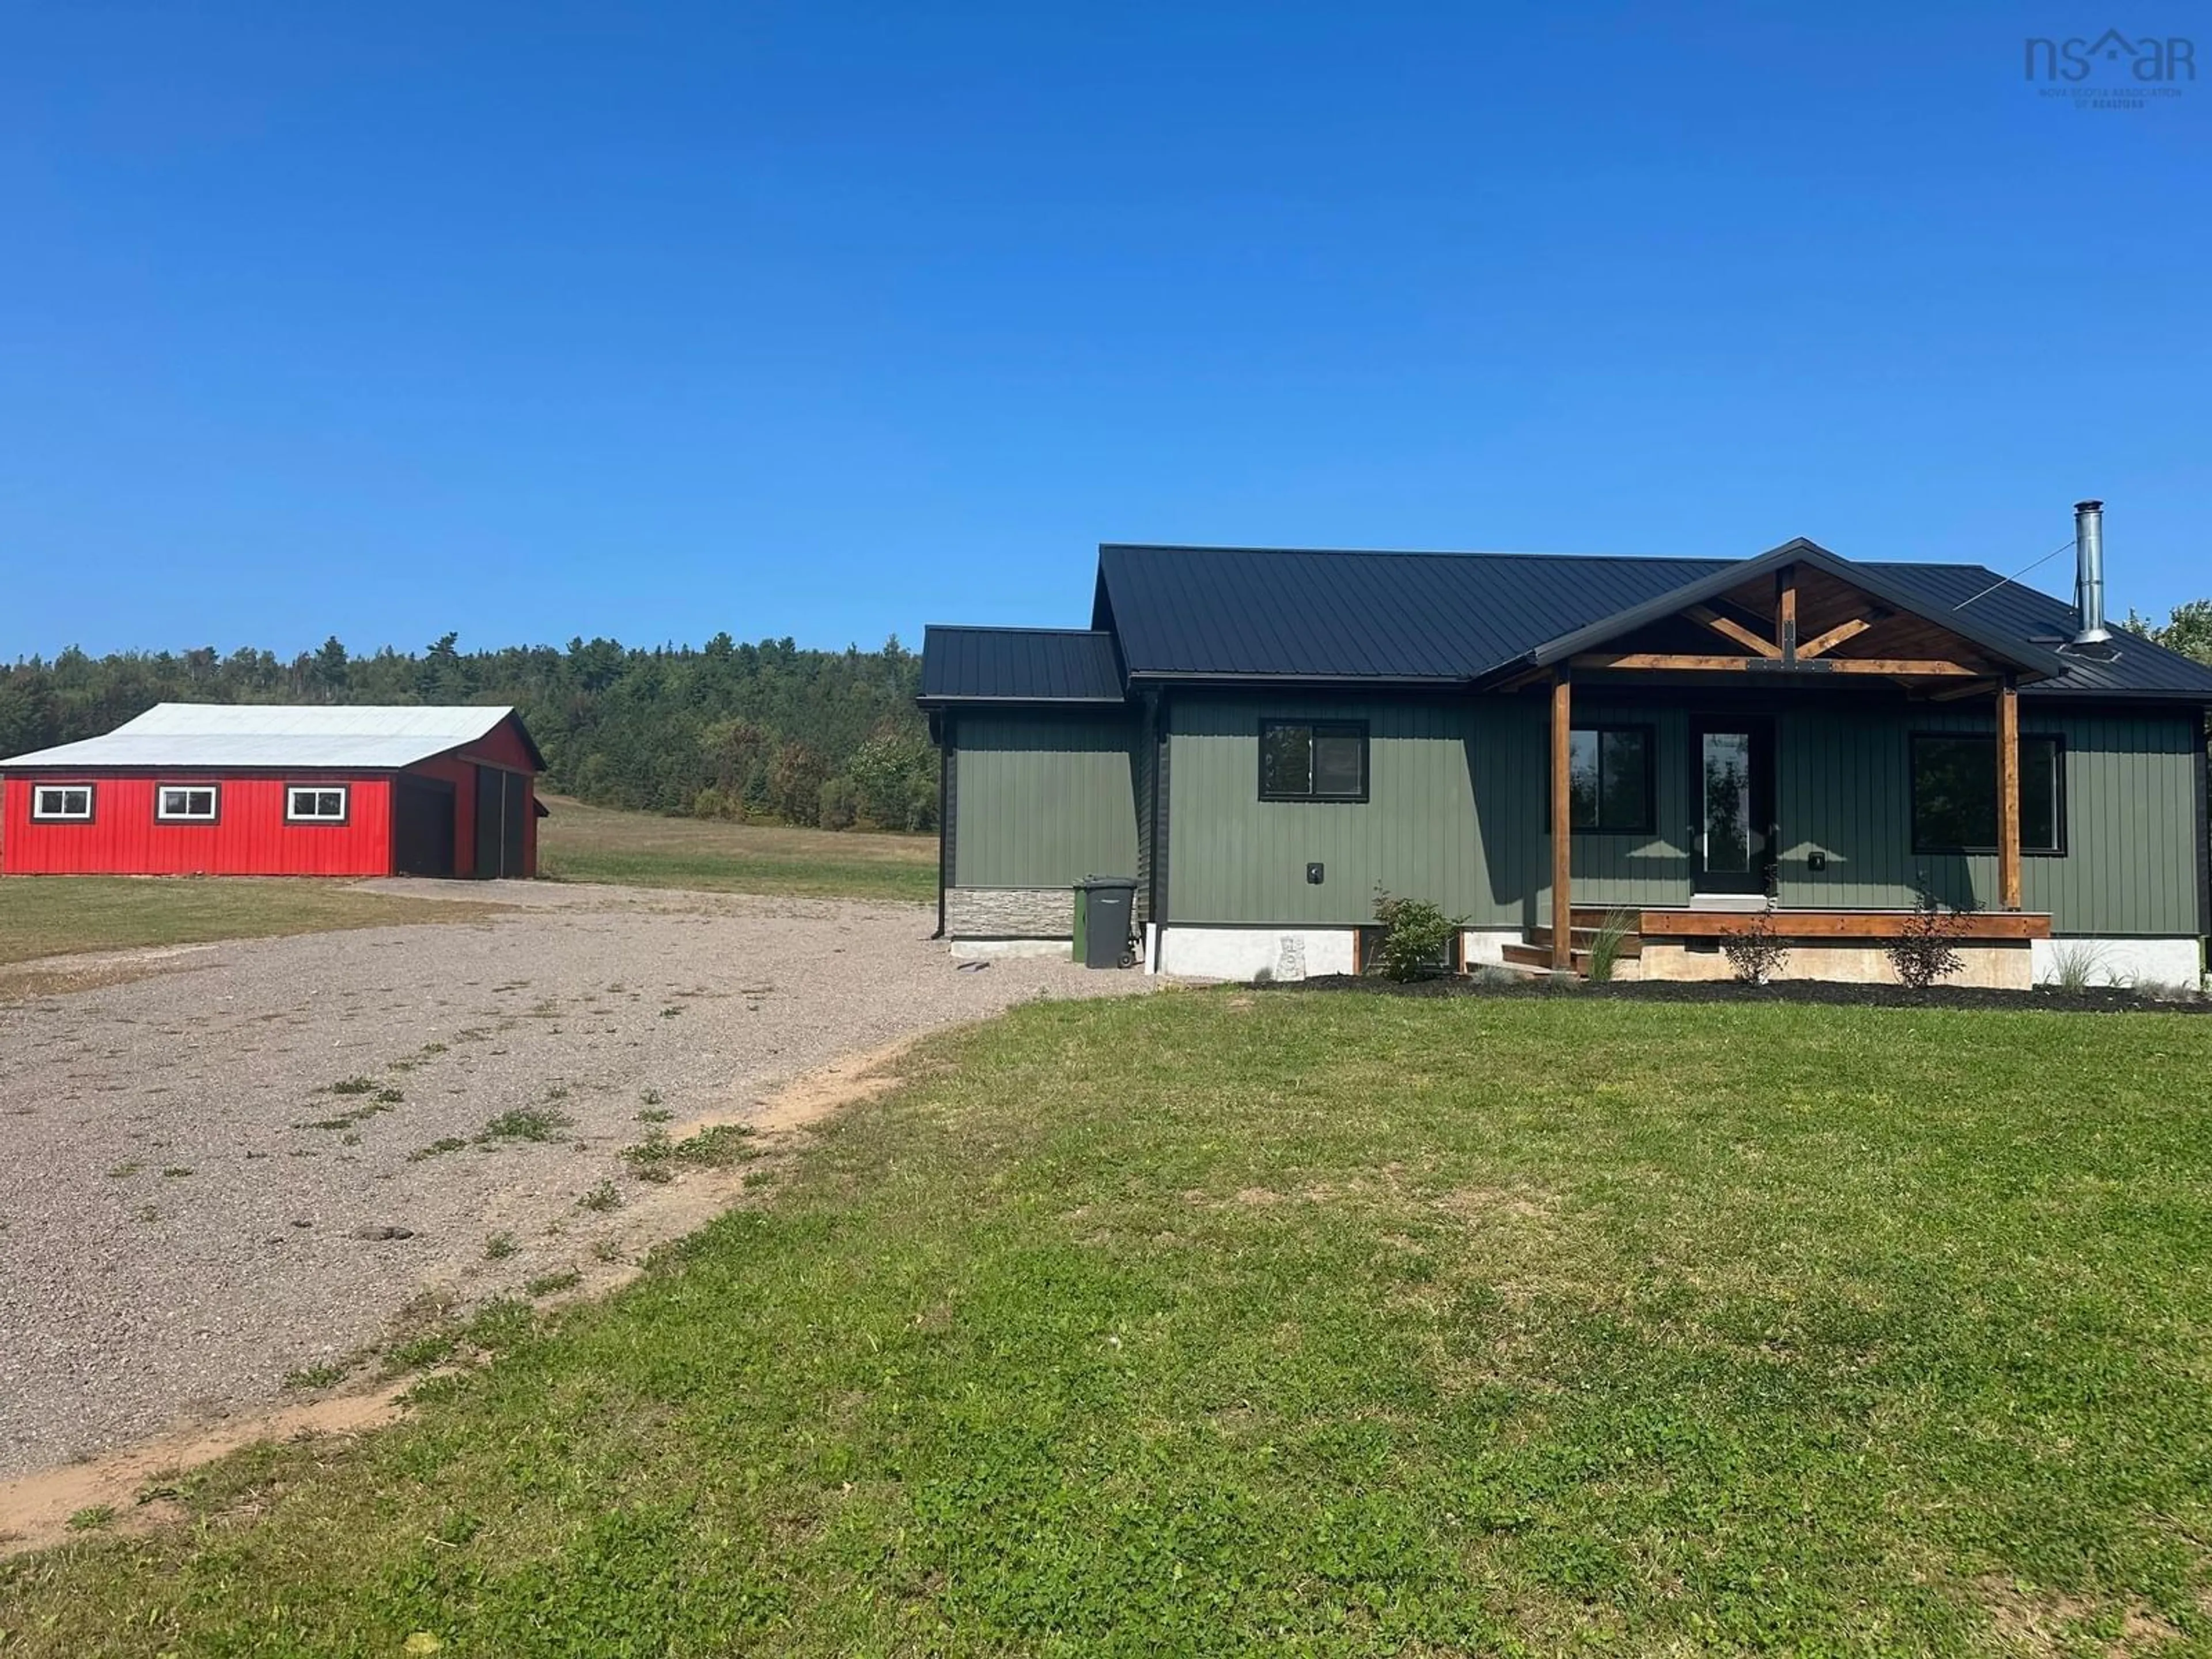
[1689,718,1775,898]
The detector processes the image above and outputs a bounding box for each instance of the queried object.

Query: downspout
[930,709,950,940]
[2196,721,2210,982]
[1145,688,1166,971]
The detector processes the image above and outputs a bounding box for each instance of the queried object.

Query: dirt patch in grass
[0,1387,414,1559]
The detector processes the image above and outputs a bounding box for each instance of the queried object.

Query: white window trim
[154,782,221,823]
[30,783,95,822]
[285,784,350,824]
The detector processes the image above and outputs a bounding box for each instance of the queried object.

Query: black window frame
[29,782,96,823]
[1257,719,1370,804]
[1563,723,1657,836]
[1910,732,2067,857]
[285,783,352,826]
[153,782,222,825]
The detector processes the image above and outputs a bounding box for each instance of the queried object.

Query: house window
[1259,720,1368,801]
[286,785,350,824]
[1566,726,1654,834]
[154,783,220,823]
[30,783,94,821]
[1911,734,2064,854]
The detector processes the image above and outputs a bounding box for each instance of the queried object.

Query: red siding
[454,717,540,774]
[1,774,393,876]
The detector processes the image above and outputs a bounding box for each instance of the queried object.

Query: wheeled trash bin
[1072,876,1138,969]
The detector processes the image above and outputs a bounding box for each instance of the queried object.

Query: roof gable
[1513,539,2071,683]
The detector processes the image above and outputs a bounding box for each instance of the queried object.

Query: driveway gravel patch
[0,881,1144,1480]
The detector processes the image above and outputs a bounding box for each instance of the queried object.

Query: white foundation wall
[1158,927,1357,982]
[2031,937,2205,990]
[1460,929,1523,967]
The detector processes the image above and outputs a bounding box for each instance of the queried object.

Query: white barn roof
[0,703,532,771]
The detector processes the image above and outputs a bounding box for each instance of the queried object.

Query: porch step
[1525,925,1643,957]
[1501,941,1604,974]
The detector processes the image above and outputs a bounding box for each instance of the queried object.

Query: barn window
[286,785,349,824]
[154,784,220,823]
[31,783,94,821]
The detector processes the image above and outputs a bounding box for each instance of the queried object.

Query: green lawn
[538,796,937,903]
[0,877,501,969]
[6,993,2211,1655]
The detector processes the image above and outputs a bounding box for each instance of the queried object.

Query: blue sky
[3,2,2205,660]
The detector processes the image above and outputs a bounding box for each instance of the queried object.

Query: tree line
[0,632,940,832]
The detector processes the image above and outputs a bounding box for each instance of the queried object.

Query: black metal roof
[917,545,2212,706]
[1867,562,2212,699]
[1094,544,1721,684]
[1087,543,2212,702]
[918,626,1126,705]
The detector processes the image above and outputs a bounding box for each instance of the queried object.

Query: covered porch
[1486,540,2066,982]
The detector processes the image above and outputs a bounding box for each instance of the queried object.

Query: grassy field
[6,991,2212,1654]
[0,877,500,970]
[539,796,937,903]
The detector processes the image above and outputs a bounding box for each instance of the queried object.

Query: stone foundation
[944,886,1074,939]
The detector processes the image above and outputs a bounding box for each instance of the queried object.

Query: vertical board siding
[1160,693,2202,937]
[1777,706,2201,934]
[1,775,394,876]
[952,713,1139,887]
[1164,693,1693,927]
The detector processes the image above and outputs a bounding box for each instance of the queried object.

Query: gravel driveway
[0,882,1142,1481]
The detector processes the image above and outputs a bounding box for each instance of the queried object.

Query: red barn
[0,704,544,879]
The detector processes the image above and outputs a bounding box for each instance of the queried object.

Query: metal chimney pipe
[2072,499,2109,645]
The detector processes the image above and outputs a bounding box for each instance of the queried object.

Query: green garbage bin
[1072,876,1138,969]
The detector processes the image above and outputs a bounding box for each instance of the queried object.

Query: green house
[921,511,2212,988]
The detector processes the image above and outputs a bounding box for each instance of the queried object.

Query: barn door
[501,770,527,877]
[394,778,456,877]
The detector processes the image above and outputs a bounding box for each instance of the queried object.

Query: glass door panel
[1702,732,1752,873]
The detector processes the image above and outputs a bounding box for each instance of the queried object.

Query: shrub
[1720,906,1790,986]
[1887,876,1974,992]
[1370,889,1463,982]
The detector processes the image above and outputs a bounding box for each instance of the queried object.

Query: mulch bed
[1279,974,2211,1015]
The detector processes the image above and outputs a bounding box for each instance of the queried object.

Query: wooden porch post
[1997,675,2022,911]
[1551,670,1573,969]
